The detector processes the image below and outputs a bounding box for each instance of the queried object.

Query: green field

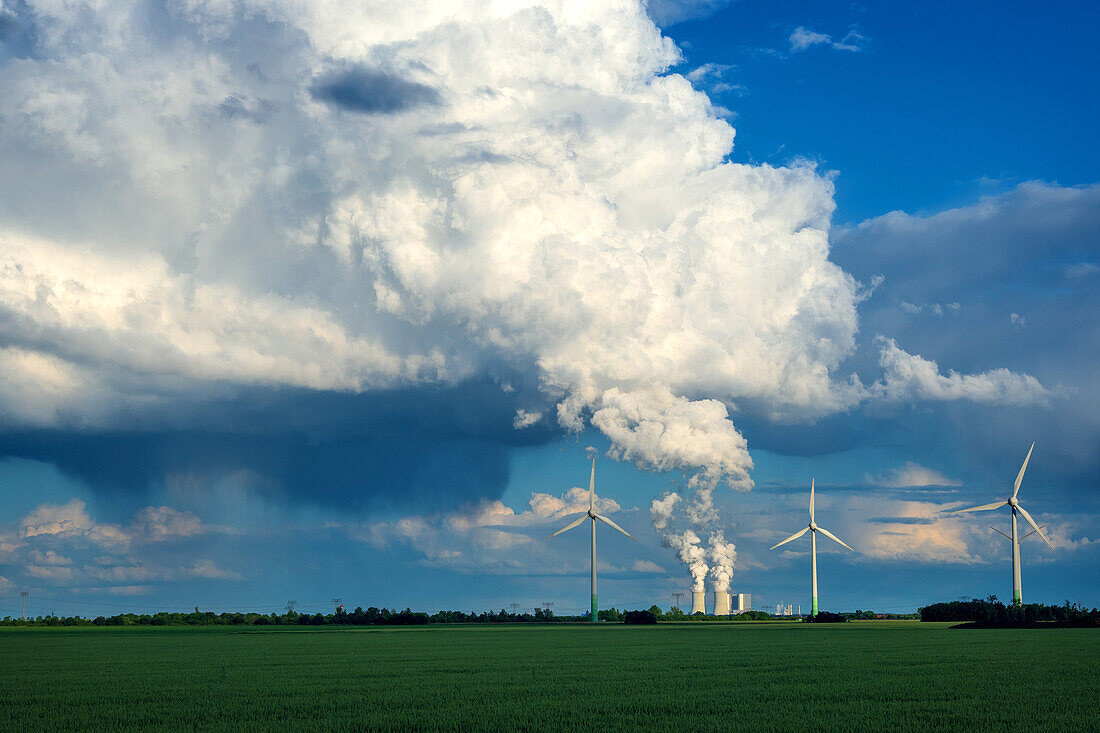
[1,622,1097,731]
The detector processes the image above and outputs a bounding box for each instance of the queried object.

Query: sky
[0,0,1096,618]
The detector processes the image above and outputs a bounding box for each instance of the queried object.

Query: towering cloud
[0,0,1049,515]
[0,0,867,493]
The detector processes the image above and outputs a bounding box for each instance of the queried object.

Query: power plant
[686,590,751,616]
[691,590,707,615]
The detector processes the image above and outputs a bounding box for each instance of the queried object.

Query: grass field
[1,621,1097,731]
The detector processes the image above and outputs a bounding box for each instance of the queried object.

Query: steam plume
[663,529,710,593]
[707,530,737,592]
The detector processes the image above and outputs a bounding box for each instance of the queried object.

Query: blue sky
[675,0,1098,221]
[0,0,1096,618]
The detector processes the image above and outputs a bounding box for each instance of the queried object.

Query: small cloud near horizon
[868,462,962,489]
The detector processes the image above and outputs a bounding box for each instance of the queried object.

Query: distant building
[729,593,752,614]
[774,603,793,616]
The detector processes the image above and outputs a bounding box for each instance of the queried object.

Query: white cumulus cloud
[789,26,868,53]
[0,0,1042,500]
[875,337,1052,406]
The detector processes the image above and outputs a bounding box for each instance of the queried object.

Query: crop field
[1,621,1097,731]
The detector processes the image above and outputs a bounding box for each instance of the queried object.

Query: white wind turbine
[770,479,854,617]
[547,456,637,622]
[953,442,1054,605]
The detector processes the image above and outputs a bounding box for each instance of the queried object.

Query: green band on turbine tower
[592,594,598,622]
[811,596,818,616]
[1013,590,1022,605]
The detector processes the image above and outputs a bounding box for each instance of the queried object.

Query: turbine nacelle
[809,521,817,531]
[1008,496,1018,508]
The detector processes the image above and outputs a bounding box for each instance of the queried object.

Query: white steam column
[691,590,707,615]
[713,591,731,616]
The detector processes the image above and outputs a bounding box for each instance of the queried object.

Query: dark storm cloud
[310,66,441,114]
[728,181,1100,512]
[833,182,1100,378]
[820,182,1100,509]
[737,410,868,457]
[0,379,557,514]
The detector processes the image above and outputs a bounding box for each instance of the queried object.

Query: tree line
[3,604,771,626]
[919,597,1099,627]
[0,604,927,627]
[2,606,564,627]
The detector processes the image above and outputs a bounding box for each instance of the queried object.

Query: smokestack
[691,590,707,615]
[713,591,730,616]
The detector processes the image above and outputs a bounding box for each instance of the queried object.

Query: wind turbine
[953,442,1054,605]
[770,479,854,617]
[547,456,637,622]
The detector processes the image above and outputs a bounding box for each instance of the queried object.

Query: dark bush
[805,612,847,623]
[623,610,657,625]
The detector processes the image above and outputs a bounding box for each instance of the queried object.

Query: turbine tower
[953,443,1054,605]
[990,521,1047,581]
[769,479,854,617]
[547,456,637,622]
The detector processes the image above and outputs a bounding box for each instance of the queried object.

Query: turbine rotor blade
[594,514,638,542]
[546,514,587,540]
[770,526,809,550]
[817,526,854,552]
[952,501,1007,514]
[988,525,1012,540]
[1020,525,1046,541]
[1015,504,1054,550]
[809,478,815,522]
[589,457,595,512]
[1013,442,1035,499]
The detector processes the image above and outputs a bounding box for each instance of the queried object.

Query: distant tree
[598,607,622,622]
[623,610,657,625]
[733,610,773,621]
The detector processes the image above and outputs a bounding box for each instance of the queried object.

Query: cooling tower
[691,590,707,615]
[713,591,731,616]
